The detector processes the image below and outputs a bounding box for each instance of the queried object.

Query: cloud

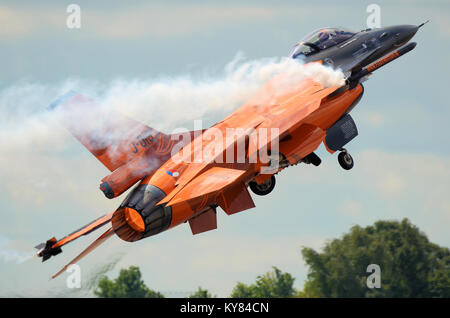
[0,5,62,37]
[376,172,406,197]
[360,111,386,127]
[291,148,450,242]
[339,200,363,217]
[356,150,449,200]
[0,4,276,39]
[89,5,275,39]
[0,2,353,40]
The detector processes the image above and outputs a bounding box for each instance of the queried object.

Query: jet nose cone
[394,24,419,46]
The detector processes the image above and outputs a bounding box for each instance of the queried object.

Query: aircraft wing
[164,166,255,219]
[250,76,339,133]
[159,77,340,206]
[35,211,114,262]
[165,167,247,206]
[49,91,174,172]
[229,77,340,166]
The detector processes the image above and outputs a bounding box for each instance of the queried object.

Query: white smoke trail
[0,235,35,264]
[0,54,344,157]
[103,54,344,131]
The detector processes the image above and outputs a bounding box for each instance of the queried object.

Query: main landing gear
[337,148,354,170]
[249,175,276,196]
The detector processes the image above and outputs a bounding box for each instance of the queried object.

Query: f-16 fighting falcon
[35,22,425,278]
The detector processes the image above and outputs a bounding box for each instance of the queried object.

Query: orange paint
[124,207,145,233]
[44,68,367,277]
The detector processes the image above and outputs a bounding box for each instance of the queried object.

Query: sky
[0,0,449,297]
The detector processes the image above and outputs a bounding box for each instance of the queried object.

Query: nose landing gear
[337,148,354,170]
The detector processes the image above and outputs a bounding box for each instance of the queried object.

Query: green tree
[94,266,164,298]
[231,266,296,298]
[301,219,450,298]
[189,287,215,298]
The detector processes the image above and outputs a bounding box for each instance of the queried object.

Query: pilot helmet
[318,30,330,42]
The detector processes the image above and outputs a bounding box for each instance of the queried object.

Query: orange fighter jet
[36,24,422,278]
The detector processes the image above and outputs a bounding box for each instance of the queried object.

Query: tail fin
[49,91,174,172]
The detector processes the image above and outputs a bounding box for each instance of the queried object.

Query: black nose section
[394,25,419,46]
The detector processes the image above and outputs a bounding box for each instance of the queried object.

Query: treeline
[94,219,450,298]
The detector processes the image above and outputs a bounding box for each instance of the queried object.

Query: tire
[249,176,276,196]
[338,152,354,170]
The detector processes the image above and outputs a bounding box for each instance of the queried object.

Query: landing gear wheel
[249,175,276,196]
[338,150,354,170]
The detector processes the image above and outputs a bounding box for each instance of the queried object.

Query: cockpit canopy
[290,27,356,59]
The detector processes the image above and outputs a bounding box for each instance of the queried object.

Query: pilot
[317,30,334,49]
[318,30,330,42]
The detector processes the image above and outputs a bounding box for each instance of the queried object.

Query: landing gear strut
[338,148,354,170]
[249,175,276,196]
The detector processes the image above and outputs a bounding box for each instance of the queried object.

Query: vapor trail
[0,54,344,153]
[0,235,35,264]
